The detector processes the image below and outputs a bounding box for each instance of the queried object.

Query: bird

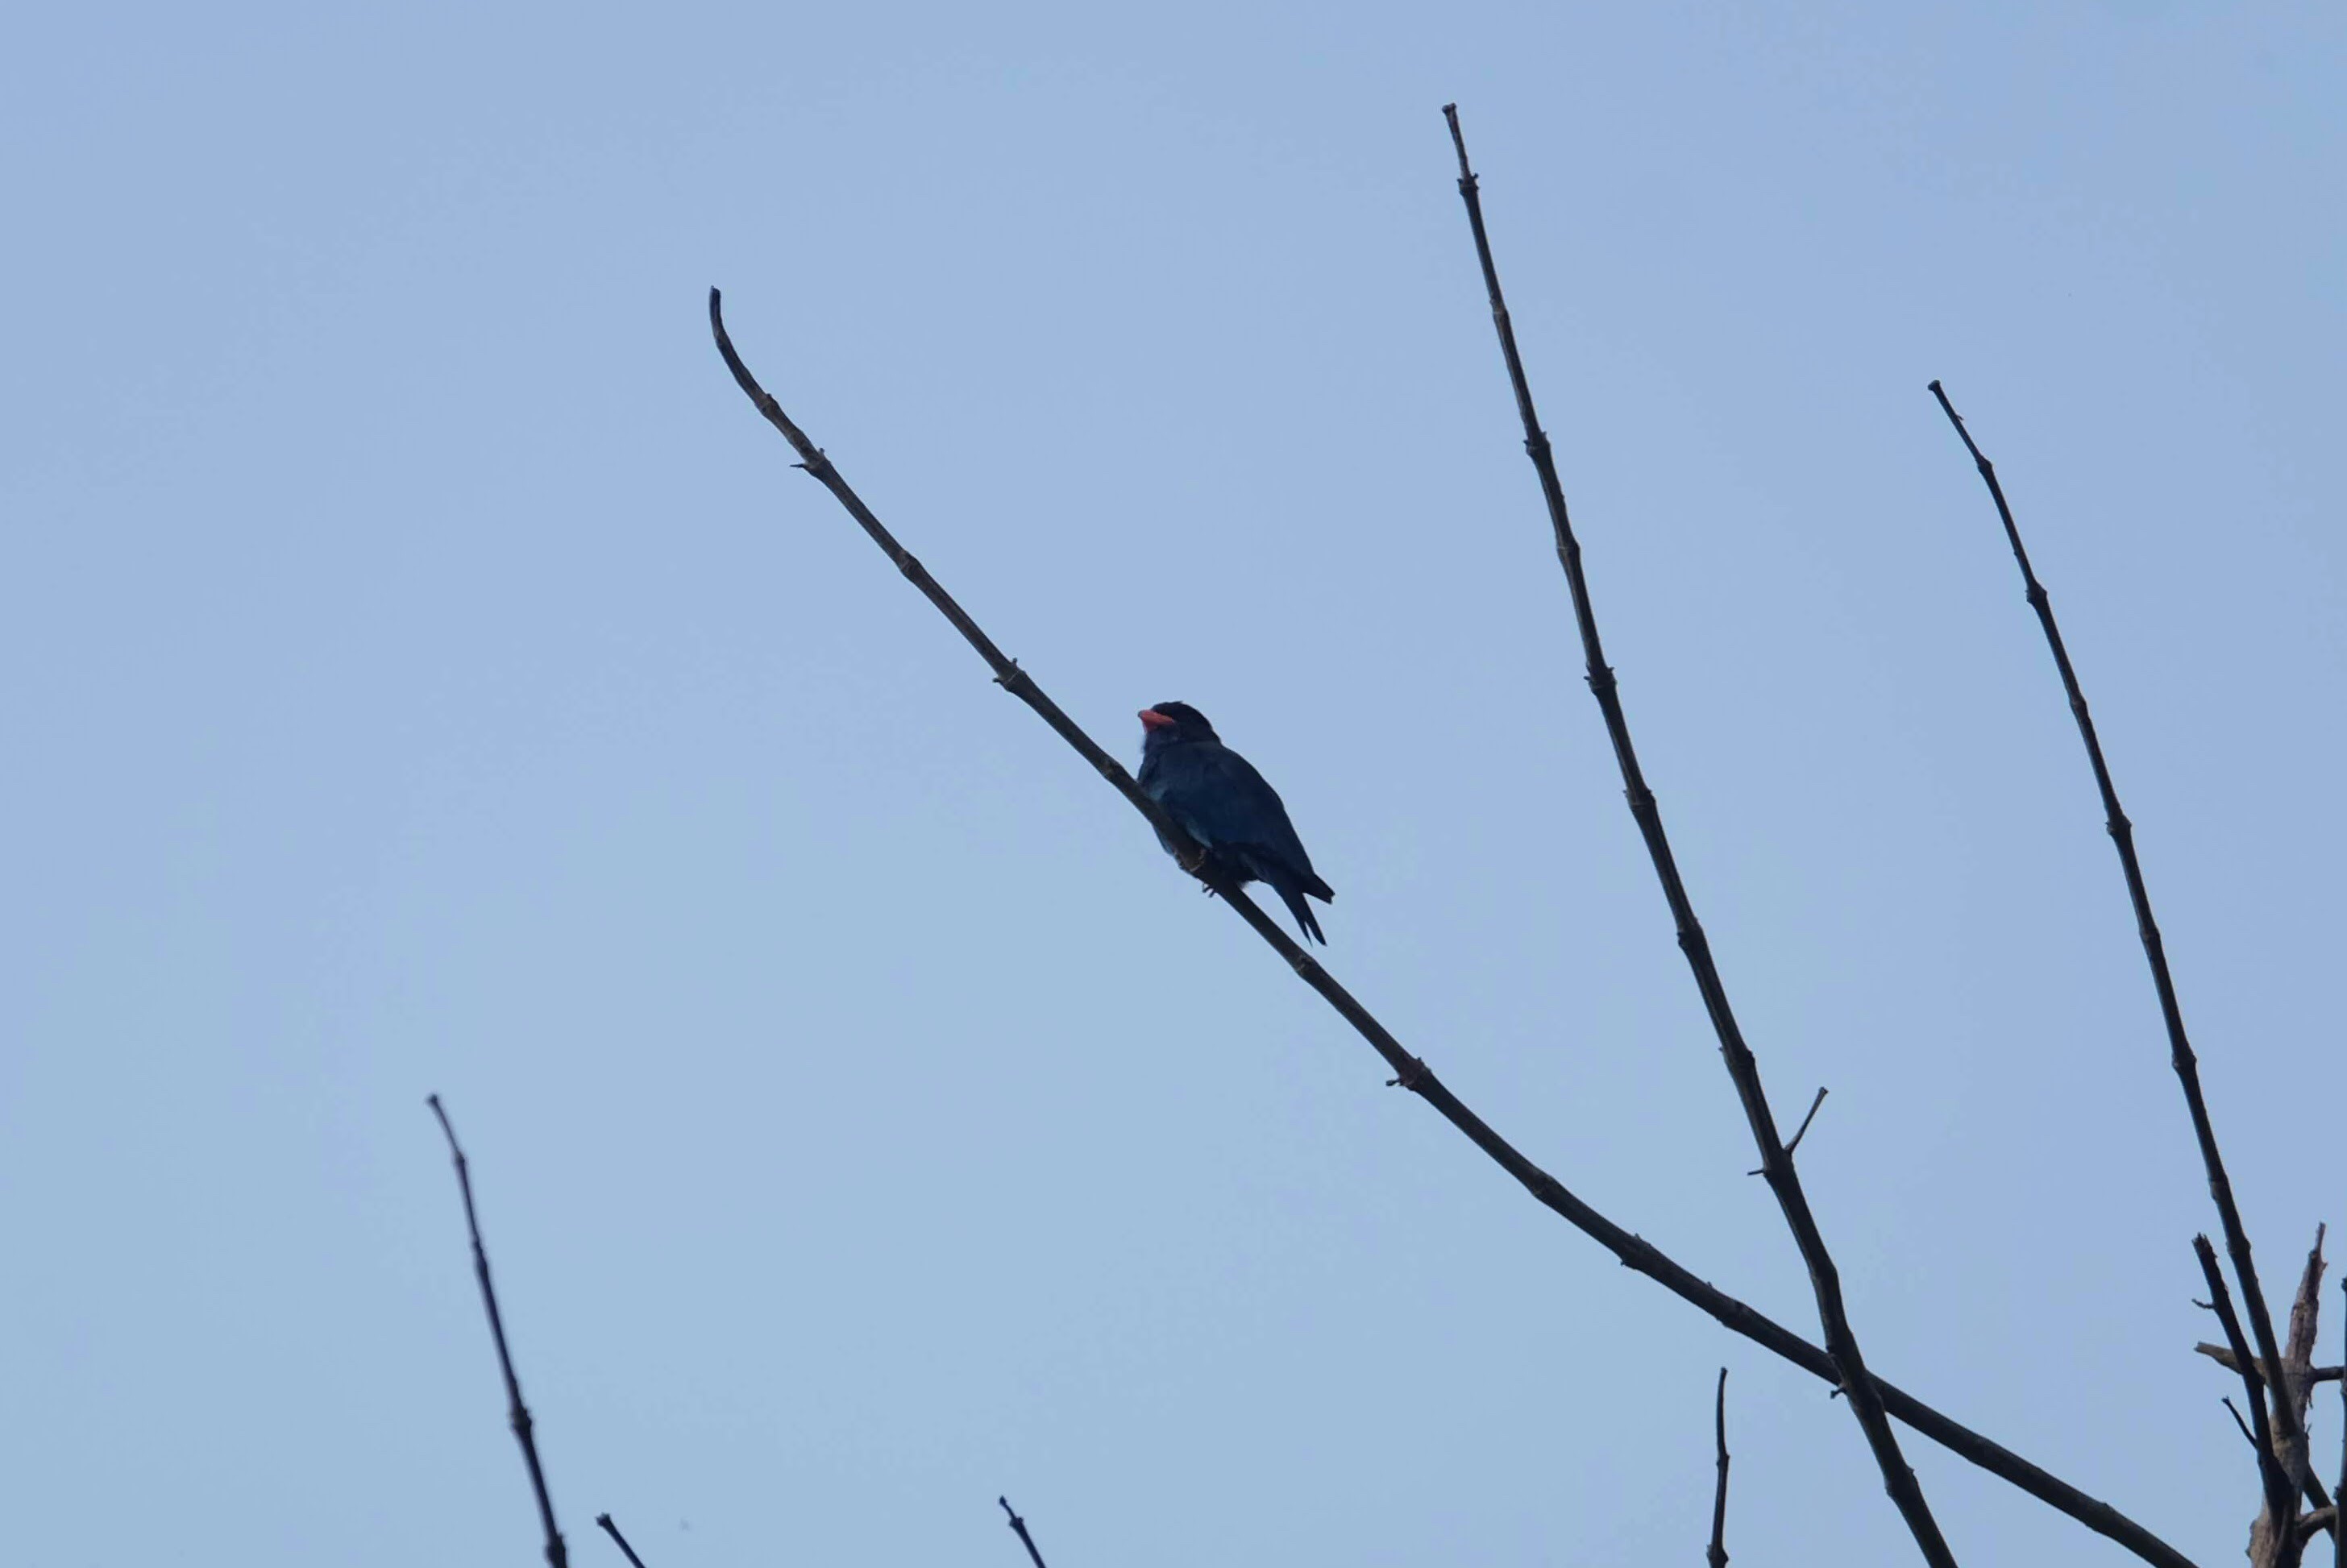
[1136,702,1334,944]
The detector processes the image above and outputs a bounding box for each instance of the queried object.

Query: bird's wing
[1158,745,1320,881]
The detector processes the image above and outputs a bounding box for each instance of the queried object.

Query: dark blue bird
[1136,702,1333,944]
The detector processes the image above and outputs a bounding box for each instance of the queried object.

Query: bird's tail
[1248,856,1329,945]
[1278,881,1326,944]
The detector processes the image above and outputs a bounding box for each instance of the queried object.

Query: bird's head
[1138,702,1218,749]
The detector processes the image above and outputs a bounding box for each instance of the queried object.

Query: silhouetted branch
[1927,380,2304,1499]
[999,1496,1049,1568]
[427,1094,569,1568]
[1754,1088,1830,1173]
[1708,1368,1731,1568]
[708,289,2197,1568]
[1444,103,1954,1568]
[2196,1234,2299,1565]
[2226,1398,2261,1451]
[594,1514,650,1568]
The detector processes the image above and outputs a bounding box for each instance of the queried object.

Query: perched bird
[1136,702,1334,944]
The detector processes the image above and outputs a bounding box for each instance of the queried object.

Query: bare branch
[708,289,2199,1568]
[1444,103,1954,1568]
[2227,1398,2262,1451]
[1708,1368,1731,1568]
[427,1094,569,1568]
[2196,1234,2300,1565]
[1927,380,2304,1495]
[2197,1346,2345,1385]
[1754,1088,1830,1173]
[594,1514,650,1568]
[2281,1233,2329,1488]
[999,1496,1050,1568]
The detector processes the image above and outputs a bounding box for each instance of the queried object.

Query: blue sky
[4,3,2341,1563]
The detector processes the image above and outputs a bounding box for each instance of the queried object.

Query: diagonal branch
[1708,1367,1732,1568]
[428,1094,570,1568]
[999,1496,1051,1568]
[2198,1235,2301,1566]
[708,288,2197,1568]
[1441,104,1954,1568]
[1926,380,2304,1491]
[594,1513,651,1568]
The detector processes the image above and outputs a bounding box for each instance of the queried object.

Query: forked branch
[709,289,2195,1568]
[2196,1236,2302,1566]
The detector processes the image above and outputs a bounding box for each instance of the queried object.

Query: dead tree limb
[2196,1347,2344,1386]
[1442,103,1954,1568]
[2280,1234,2337,1535]
[1926,380,2305,1492]
[708,289,2197,1568]
[2197,1235,2302,1566]
[428,1094,570,1568]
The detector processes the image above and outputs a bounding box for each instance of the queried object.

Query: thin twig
[1708,1367,1731,1568]
[594,1514,650,1568]
[1444,104,1954,1568]
[427,1094,569,1568]
[1754,1088,1830,1173]
[2228,1398,2262,1450]
[999,1496,1050,1568]
[2337,1274,2345,1568]
[1927,380,2305,1495]
[2196,1234,2299,1564]
[708,289,2198,1568]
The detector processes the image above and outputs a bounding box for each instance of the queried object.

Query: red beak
[1138,707,1176,730]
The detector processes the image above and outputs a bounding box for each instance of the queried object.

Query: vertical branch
[594,1514,651,1568]
[1442,103,1957,1568]
[999,1496,1051,1568]
[1925,381,2302,1473]
[2197,1235,2301,1566]
[428,1094,570,1568]
[2282,1232,2331,1525]
[1708,1367,1732,1568]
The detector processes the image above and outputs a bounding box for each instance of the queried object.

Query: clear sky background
[4,3,2341,1564]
